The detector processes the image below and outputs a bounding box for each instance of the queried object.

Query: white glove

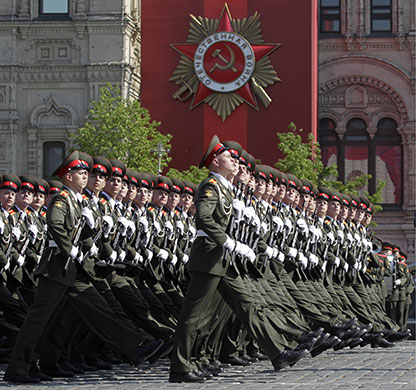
[28,224,38,244]
[36,255,41,264]
[16,255,25,267]
[334,256,340,268]
[336,229,344,243]
[188,225,196,240]
[353,261,359,270]
[243,206,256,223]
[260,221,269,235]
[344,263,349,272]
[69,245,79,260]
[165,221,174,239]
[117,216,129,236]
[272,215,284,233]
[146,249,154,262]
[284,218,293,233]
[287,247,297,258]
[322,260,327,273]
[232,199,245,222]
[354,232,361,243]
[182,254,189,263]
[394,279,402,286]
[139,216,149,233]
[346,232,354,246]
[357,262,362,271]
[252,215,261,234]
[171,255,178,266]
[297,218,308,234]
[277,251,285,263]
[12,227,21,241]
[108,250,117,264]
[176,220,184,235]
[153,220,162,235]
[102,216,114,238]
[3,259,10,271]
[309,254,319,266]
[89,244,99,257]
[118,250,126,262]
[362,264,367,273]
[82,207,95,229]
[298,253,308,268]
[158,249,169,261]
[264,246,274,259]
[0,220,4,235]
[224,236,236,252]
[126,220,136,238]
[327,231,335,244]
[133,252,142,264]
[235,242,256,262]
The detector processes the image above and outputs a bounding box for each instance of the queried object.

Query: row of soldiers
[0,142,412,383]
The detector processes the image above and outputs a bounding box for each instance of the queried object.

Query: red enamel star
[171,4,279,110]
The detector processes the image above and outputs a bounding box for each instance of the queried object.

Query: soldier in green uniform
[169,136,308,383]
[4,151,162,384]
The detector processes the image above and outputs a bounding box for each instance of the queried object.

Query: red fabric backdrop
[141,0,318,171]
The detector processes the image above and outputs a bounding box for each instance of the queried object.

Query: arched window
[318,116,403,206]
[43,142,65,178]
[371,118,402,205]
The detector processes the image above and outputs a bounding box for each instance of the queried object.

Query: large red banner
[141,0,318,171]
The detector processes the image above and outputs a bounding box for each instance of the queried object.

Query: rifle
[112,200,132,251]
[63,195,94,275]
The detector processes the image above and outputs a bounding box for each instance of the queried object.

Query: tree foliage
[167,165,208,184]
[74,84,172,174]
[275,122,385,214]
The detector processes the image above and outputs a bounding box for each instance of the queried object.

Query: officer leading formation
[0,138,412,384]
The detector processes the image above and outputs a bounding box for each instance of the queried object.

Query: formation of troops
[0,136,411,384]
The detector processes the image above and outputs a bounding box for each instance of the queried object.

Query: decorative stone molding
[319,75,409,123]
[18,26,29,40]
[30,95,78,128]
[345,85,368,107]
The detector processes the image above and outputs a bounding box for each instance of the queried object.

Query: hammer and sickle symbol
[209,45,237,73]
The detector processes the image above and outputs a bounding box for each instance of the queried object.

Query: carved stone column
[75,0,87,20]
[26,128,38,176]
[18,0,30,19]
[358,0,365,37]
[397,0,404,35]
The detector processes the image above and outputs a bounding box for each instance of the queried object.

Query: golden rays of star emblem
[170,3,281,121]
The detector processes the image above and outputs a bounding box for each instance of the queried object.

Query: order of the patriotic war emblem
[170,3,281,121]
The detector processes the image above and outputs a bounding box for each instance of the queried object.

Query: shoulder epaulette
[60,190,69,197]
[82,193,88,201]
[40,210,47,217]
[25,209,32,215]
[148,206,154,212]
[9,210,15,215]
[174,209,180,216]
[99,198,107,205]
[208,178,217,185]
[162,210,167,216]
[324,219,330,225]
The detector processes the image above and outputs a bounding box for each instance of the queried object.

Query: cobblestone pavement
[0,341,414,389]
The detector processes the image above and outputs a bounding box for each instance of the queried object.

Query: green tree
[167,165,208,184]
[74,84,172,174]
[275,122,385,214]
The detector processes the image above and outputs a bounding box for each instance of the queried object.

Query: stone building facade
[0,1,414,255]
[0,0,140,176]
[318,0,415,258]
